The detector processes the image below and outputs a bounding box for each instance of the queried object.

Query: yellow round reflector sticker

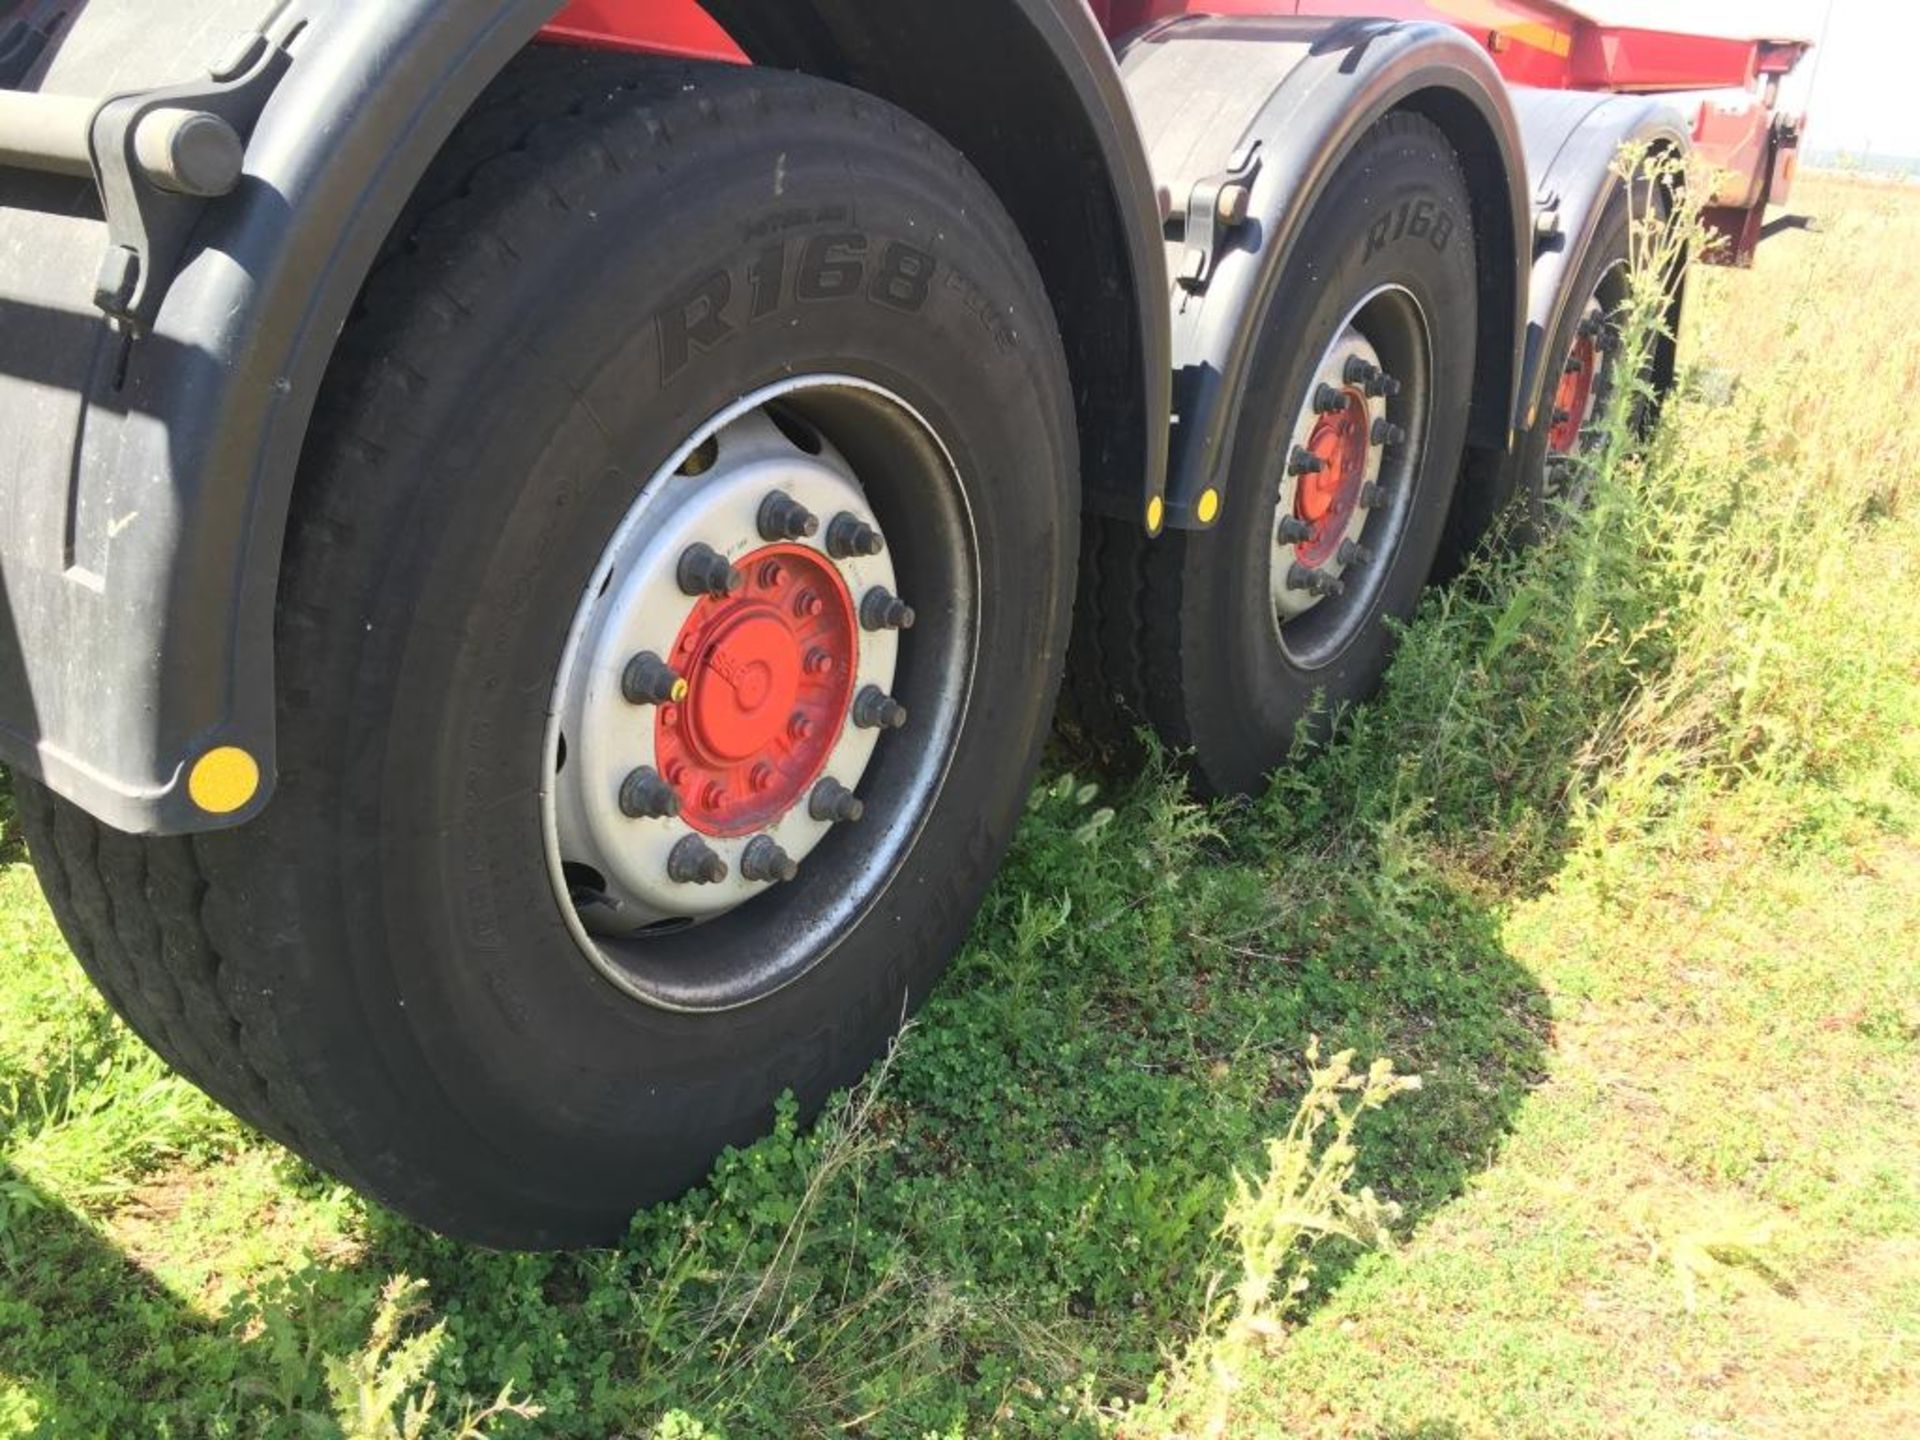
[188,746,261,815]
[1196,488,1221,525]
[1146,495,1166,533]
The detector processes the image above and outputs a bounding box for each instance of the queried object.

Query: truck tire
[1069,112,1477,796]
[17,53,1078,1247]
[1444,183,1634,560]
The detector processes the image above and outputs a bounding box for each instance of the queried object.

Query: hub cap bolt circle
[741,835,800,884]
[1277,516,1315,545]
[860,587,916,632]
[618,766,681,820]
[810,777,866,824]
[826,512,886,560]
[757,492,821,543]
[678,542,744,599]
[1371,418,1406,447]
[852,685,908,731]
[1312,383,1346,414]
[1288,446,1327,476]
[667,834,728,885]
[621,651,688,707]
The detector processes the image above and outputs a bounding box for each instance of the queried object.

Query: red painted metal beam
[542,0,744,62]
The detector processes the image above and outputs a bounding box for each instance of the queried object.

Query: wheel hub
[662,544,858,836]
[1549,324,1600,455]
[1292,389,1373,568]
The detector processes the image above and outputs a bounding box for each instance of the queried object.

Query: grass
[2,170,1917,1437]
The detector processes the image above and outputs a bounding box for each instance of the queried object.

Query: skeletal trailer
[0,1,1809,1245]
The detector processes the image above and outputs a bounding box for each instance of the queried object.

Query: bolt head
[804,648,834,678]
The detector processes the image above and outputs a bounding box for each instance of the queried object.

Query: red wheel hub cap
[1549,332,1598,454]
[1293,387,1372,568]
[657,544,857,837]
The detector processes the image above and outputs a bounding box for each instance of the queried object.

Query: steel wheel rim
[1269,284,1433,670]
[1543,264,1629,513]
[542,377,979,1012]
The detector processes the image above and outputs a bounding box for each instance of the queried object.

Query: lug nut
[852,685,908,730]
[804,648,834,677]
[740,835,799,884]
[826,511,886,560]
[758,492,820,543]
[1286,562,1346,599]
[622,652,688,706]
[700,782,727,811]
[809,777,866,824]
[1577,316,1602,340]
[1344,356,1380,387]
[860,587,916,632]
[1288,446,1327,476]
[1277,515,1315,545]
[1312,383,1346,414]
[1366,371,1403,399]
[618,766,681,820]
[789,711,814,741]
[1359,481,1389,508]
[1337,539,1374,567]
[678,542,744,599]
[1371,418,1406,447]
[1565,354,1585,375]
[1551,407,1573,426]
[667,834,729,885]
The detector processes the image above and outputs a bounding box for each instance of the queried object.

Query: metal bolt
[852,686,908,730]
[622,652,688,707]
[677,542,743,599]
[740,835,799,884]
[700,782,727,811]
[757,492,820,542]
[826,511,885,560]
[1551,407,1573,426]
[1565,354,1585,375]
[667,834,728,885]
[1312,383,1346,415]
[1360,481,1389,509]
[758,560,785,589]
[809,777,866,824]
[1344,356,1380,387]
[1286,562,1346,598]
[789,711,814,742]
[618,767,681,820]
[1288,446,1327,476]
[1366,371,1403,399]
[1216,182,1252,228]
[1371,418,1406,447]
[1577,317,1602,340]
[860,587,916,632]
[804,648,834,677]
[794,590,824,619]
[1337,539,1374,567]
[1277,515,1315,545]
[750,763,776,794]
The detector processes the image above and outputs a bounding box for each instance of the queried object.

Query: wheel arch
[0,0,1169,836]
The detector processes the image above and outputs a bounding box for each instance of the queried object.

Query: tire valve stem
[1337,539,1374,568]
[677,542,744,599]
[667,834,728,885]
[1286,562,1346,599]
[1370,418,1406,448]
[1366,370,1403,399]
[860,587,916,632]
[740,835,800,884]
[1288,446,1327,476]
[621,652,688,706]
[1312,382,1346,414]
[1277,515,1315,545]
[809,777,866,824]
[619,766,681,820]
[852,685,909,730]
[1343,356,1380,387]
[1359,481,1388,509]
[826,512,886,560]
[757,492,821,542]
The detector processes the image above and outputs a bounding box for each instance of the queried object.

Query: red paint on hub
[1293,389,1372,569]
[1548,331,1597,454]
[658,545,856,837]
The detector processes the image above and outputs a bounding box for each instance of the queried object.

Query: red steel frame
[542,0,1811,264]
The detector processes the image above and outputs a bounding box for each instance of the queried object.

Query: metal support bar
[0,91,96,178]
[0,90,245,196]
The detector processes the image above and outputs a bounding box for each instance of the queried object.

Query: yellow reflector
[1146,495,1166,533]
[1196,488,1221,524]
[188,746,261,816]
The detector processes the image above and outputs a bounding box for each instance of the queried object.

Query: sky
[1583,1,1920,157]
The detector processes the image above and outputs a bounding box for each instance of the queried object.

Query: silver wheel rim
[541,377,978,1012]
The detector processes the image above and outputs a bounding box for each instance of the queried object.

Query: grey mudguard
[1507,88,1690,434]
[0,0,1171,836]
[1119,16,1533,530]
